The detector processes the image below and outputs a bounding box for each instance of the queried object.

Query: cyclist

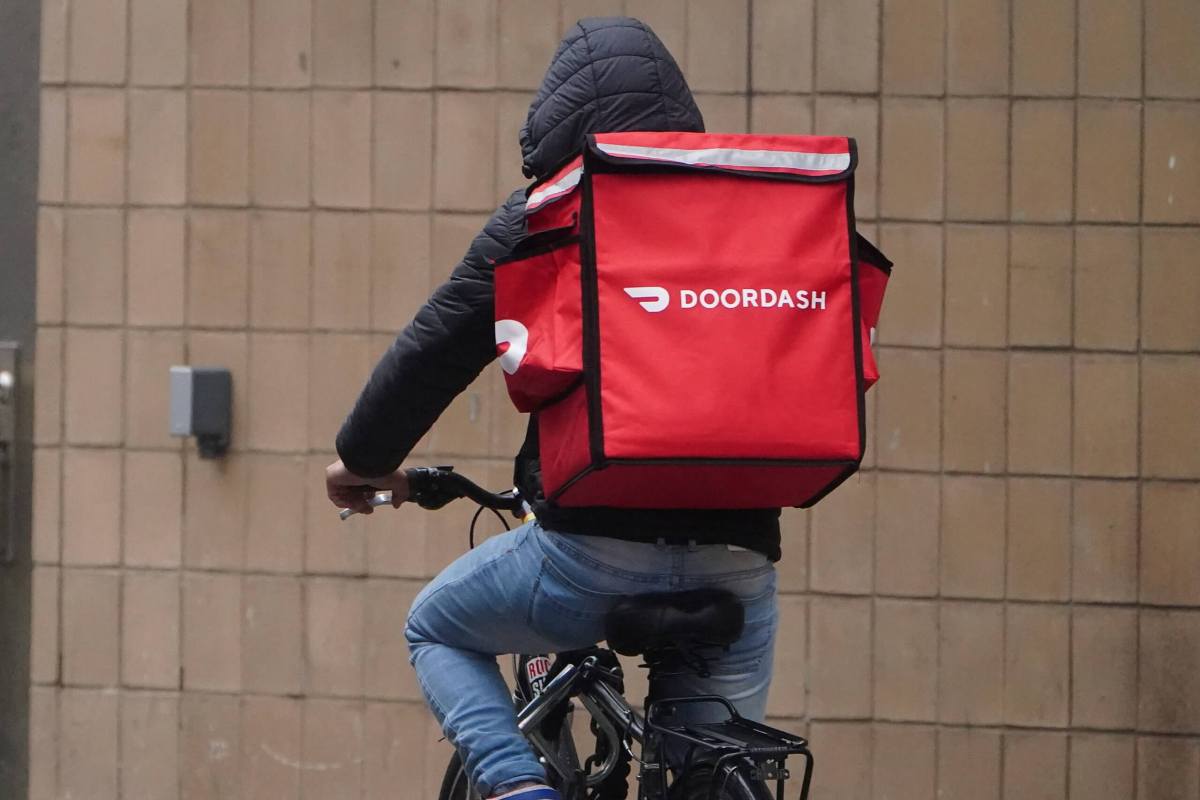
[327,18,782,800]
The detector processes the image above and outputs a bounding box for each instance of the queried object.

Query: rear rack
[646,696,813,800]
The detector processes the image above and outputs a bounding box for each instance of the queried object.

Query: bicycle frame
[511,654,812,800]
[338,470,814,800]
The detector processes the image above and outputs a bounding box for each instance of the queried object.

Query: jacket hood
[520,17,705,180]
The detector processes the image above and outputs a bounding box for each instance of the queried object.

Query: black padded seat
[604,589,745,657]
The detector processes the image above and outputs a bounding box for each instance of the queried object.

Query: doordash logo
[494,319,529,374]
[623,287,670,313]
[623,286,828,312]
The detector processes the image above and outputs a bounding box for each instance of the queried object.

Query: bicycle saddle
[604,589,745,656]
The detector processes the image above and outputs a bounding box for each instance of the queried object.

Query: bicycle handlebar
[338,466,526,521]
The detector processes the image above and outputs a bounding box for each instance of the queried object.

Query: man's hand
[325,460,411,515]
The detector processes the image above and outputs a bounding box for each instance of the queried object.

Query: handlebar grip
[405,467,524,514]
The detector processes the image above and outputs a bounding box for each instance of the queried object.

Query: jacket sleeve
[335,192,525,477]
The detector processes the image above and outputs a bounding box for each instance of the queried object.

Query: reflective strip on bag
[526,165,584,211]
[592,141,852,175]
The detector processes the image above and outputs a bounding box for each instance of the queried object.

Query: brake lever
[337,466,456,520]
[338,491,393,521]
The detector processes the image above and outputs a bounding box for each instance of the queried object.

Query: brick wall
[30,0,1200,798]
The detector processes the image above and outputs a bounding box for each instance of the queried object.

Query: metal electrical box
[169,366,232,458]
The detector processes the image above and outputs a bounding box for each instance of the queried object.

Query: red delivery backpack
[494,131,892,509]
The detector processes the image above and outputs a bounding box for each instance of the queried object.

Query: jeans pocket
[705,596,778,678]
[529,555,625,618]
[680,563,776,609]
[525,557,611,649]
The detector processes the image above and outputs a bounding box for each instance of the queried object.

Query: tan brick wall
[30,0,1200,797]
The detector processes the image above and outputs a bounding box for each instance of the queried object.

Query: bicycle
[342,467,814,800]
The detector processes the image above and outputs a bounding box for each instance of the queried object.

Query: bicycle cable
[619,715,643,765]
[469,503,511,549]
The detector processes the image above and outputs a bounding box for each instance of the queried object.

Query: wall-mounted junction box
[169,366,232,458]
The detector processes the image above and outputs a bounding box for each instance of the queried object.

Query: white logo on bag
[622,286,828,312]
[495,319,529,374]
[623,287,670,313]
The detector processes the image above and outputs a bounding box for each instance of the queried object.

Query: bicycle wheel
[437,751,478,800]
[668,759,774,800]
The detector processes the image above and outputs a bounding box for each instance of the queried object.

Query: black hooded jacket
[336,17,782,560]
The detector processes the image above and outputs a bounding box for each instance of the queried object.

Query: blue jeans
[404,521,779,797]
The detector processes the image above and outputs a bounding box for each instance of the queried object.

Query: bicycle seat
[604,589,744,656]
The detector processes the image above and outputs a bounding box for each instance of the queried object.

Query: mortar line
[48,77,1200,104]
[113,0,136,787]
[175,5,196,796]
[42,197,1200,227]
[51,1,82,794]
[868,2,884,782]
[1133,0,1148,795]
[999,0,1016,792]
[933,0,951,784]
[1064,0,1081,786]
